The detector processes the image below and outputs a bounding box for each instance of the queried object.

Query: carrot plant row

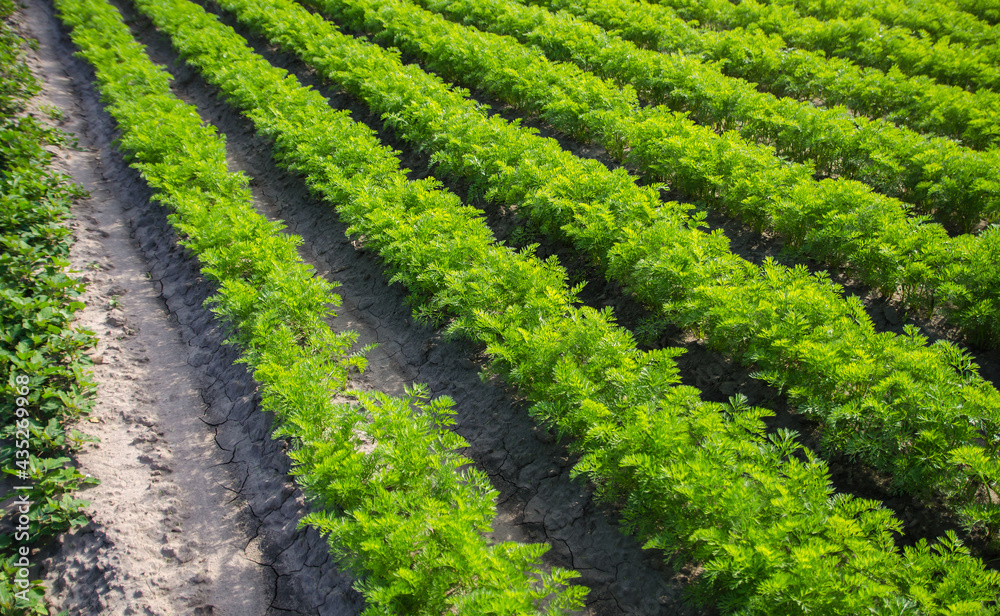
[766,0,1000,49]
[54,0,584,612]
[529,0,1000,150]
[649,0,1000,92]
[949,0,1000,23]
[128,0,1000,611]
[0,4,99,612]
[238,0,1000,541]
[415,0,1000,232]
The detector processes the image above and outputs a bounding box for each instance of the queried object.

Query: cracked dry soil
[16,0,712,613]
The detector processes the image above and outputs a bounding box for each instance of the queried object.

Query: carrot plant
[950,0,1000,24]
[316,0,1000,340]
[132,0,1000,611]
[55,0,585,612]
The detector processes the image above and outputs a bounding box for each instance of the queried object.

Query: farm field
[1,0,999,613]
